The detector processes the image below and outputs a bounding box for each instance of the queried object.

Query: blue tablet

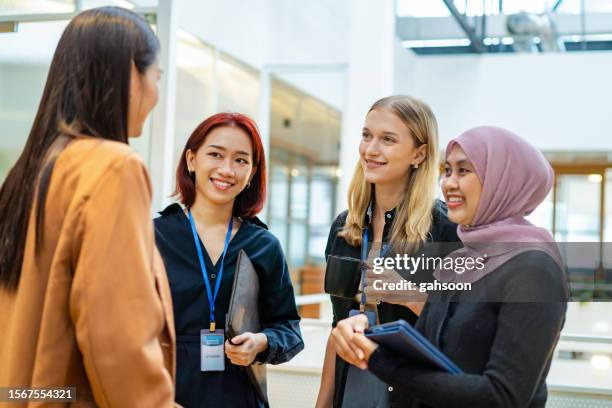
[365,319,463,374]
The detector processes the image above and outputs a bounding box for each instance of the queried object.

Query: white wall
[177,0,350,110]
[410,51,612,151]
[177,0,267,68]
[393,39,418,95]
[262,0,349,66]
[338,0,404,212]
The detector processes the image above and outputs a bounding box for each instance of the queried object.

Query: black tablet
[365,319,462,374]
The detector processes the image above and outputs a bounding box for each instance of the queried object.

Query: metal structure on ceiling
[397,0,612,54]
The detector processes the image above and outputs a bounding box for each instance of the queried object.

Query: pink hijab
[434,126,564,284]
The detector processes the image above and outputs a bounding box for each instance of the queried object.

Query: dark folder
[365,319,463,375]
[226,249,269,406]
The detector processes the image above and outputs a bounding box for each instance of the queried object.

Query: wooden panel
[299,265,325,319]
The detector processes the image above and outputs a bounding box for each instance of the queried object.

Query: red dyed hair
[175,112,267,218]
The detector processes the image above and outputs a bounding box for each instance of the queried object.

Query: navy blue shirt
[154,204,303,408]
[325,200,460,408]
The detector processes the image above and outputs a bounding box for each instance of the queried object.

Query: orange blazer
[0,137,177,407]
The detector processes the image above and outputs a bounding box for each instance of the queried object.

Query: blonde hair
[339,95,439,254]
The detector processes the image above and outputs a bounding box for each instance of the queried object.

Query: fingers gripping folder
[365,319,463,374]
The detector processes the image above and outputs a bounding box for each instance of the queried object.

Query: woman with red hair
[154,112,303,407]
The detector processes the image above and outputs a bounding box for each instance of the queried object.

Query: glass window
[0,1,74,15]
[309,177,333,225]
[499,0,551,14]
[555,174,601,242]
[605,169,612,242]
[217,54,259,120]
[270,165,289,219]
[289,221,307,267]
[269,218,288,253]
[0,19,155,183]
[0,21,67,181]
[526,190,553,233]
[604,170,612,270]
[555,0,612,14]
[174,29,215,167]
[270,79,341,167]
[396,0,497,17]
[290,165,309,220]
[308,225,330,264]
[396,0,451,17]
[268,78,340,270]
[81,0,158,9]
[395,0,612,17]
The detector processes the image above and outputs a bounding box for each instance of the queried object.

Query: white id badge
[200,329,225,372]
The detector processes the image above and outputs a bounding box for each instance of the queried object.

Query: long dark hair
[0,7,159,290]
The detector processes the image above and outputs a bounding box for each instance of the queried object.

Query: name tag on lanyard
[350,227,390,326]
[201,329,225,371]
[188,209,234,372]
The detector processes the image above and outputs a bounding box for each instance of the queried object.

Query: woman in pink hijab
[331,126,568,408]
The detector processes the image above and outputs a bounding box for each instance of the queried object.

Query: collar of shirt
[366,202,396,242]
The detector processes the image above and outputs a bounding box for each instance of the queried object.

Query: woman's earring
[413,163,419,169]
[246,182,251,189]
[189,169,194,176]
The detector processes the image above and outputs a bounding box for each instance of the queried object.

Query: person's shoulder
[243,215,269,230]
[431,199,448,220]
[242,216,273,239]
[154,203,184,232]
[332,210,349,230]
[65,137,140,167]
[91,138,136,157]
[325,210,350,256]
[505,250,562,273]
[156,203,183,219]
[242,218,284,252]
[61,138,146,192]
[56,138,149,206]
[429,199,459,242]
[500,250,568,300]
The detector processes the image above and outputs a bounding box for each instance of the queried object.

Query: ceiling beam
[441,0,486,53]
[553,0,565,12]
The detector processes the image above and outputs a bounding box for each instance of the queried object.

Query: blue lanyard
[360,229,369,309]
[188,209,233,331]
[360,224,391,309]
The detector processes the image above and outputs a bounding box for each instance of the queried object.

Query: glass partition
[217,53,260,120]
[0,20,67,181]
[173,31,260,173]
[0,18,155,183]
[0,1,74,15]
[526,190,553,233]
[174,29,215,168]
[268,77,341,275]
[555,174,601,242]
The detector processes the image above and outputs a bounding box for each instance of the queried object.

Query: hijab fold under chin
[434,126,564,284]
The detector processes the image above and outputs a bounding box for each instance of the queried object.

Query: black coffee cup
[324,255,363,298]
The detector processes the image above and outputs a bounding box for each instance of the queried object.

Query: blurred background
[1,0,611,406]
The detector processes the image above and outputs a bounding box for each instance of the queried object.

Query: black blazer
[367,250,568,408]
[325,200,460,408]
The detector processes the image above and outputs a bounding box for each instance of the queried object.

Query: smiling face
[359,108,427,187]
[442,144,483,226]
[186,125,255,208]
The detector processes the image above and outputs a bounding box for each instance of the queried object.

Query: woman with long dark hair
[0,7,177,406]
[154,112,303,407]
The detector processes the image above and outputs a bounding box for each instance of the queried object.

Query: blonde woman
[316,96,459,408]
